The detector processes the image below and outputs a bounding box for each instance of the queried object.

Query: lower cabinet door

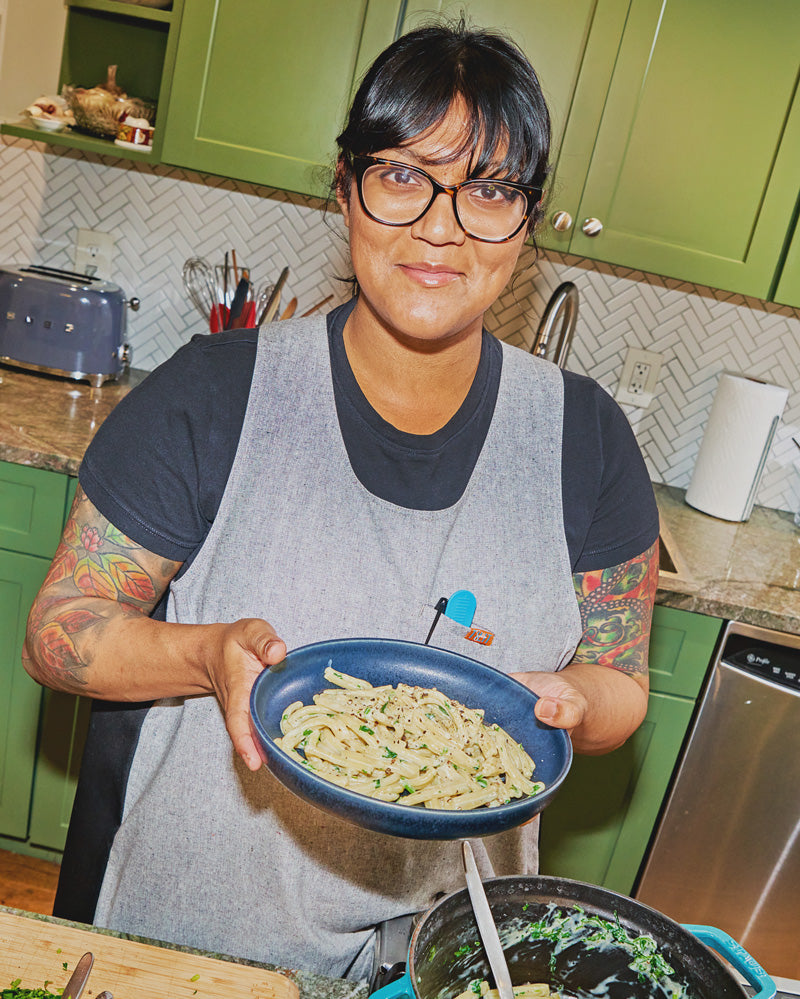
[28,690,91,851]
[538,690,695,895]
[0,550,49,839]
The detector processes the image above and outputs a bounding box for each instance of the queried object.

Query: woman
[24,21,658,981]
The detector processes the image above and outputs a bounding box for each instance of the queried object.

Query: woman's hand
[207,619,286,770]
[518,670,590,734]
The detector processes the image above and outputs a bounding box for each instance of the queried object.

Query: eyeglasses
[351,155,542,243]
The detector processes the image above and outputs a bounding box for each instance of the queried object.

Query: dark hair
[335,19,551,236]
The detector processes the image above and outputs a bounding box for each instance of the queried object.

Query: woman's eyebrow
[389,148,509,176]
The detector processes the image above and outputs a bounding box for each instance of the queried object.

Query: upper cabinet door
[160,0,403,197]
[560,0,800,298]
[774,224,800,308]
[400,0,631,172]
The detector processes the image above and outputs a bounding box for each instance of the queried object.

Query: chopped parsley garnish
[359,724,374,734]
[382,747,397,759]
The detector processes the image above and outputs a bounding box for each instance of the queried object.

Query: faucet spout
[530,281,579,369]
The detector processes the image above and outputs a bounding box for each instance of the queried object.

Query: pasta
[454,983,554,999]
[275,665,544,809]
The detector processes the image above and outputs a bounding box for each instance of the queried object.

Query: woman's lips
[399,263,463,287]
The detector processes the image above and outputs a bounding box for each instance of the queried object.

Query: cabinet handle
[551,210,573,232]
[581,217,603,237]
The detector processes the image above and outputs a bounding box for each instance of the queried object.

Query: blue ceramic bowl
[249,638,572,839]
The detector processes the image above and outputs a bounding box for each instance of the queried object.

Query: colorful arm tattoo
[24,486,181,687]
[571,539,659,676]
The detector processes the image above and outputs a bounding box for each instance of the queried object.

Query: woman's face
[337,105,528,348]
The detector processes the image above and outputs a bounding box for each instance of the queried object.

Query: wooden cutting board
[0,910,299,999]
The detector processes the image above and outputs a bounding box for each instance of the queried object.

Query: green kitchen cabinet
[538,605,723,895]
[1,0,185,164]
[0,462,89,855]
[399,0,631,169]
[0,550,51,840]
[774,217,800,308]
[160,0,405,197]
[544,0,800,301]
[27,689,91,852]
[0,462,69,843]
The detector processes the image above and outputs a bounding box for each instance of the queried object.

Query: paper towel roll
[685,372,788,521]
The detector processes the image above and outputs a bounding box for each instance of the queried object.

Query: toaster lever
[128,297,140,311]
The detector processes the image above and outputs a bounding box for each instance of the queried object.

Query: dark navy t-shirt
[80,300,658,578]
[58,301,658,925]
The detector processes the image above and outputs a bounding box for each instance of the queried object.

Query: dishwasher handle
[683,924,776,999]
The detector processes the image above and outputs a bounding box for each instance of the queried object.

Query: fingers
[214,618,287,769]
[229,709,264,771]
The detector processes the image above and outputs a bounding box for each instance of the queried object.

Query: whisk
[182,257,217,322]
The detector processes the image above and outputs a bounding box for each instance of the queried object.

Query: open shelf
[66,0,175,24]
[0,121,160,162]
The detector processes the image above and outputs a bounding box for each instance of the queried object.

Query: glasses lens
[456,181,528,241]
[361,163,433,225]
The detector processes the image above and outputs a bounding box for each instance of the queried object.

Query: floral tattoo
[571,540,659,675]
[25,487,180,686]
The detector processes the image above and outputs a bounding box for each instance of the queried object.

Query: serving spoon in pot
[461,841,514,999]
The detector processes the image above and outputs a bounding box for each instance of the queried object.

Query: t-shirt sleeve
[79,330,257,561]
[561,370,659,572]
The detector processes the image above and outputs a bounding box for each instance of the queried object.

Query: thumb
[535,696,560,724]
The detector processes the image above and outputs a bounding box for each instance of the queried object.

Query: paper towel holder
[741,415,780,521]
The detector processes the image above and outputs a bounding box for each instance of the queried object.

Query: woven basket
[62,86,156,139]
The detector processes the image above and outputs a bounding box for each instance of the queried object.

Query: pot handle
[682,924,775,999]
[369,969,414,999]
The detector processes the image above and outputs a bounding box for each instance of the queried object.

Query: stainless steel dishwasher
[636,620,800,980]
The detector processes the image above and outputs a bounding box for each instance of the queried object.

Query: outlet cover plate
[74,228,115,281]
[616,347,663,408]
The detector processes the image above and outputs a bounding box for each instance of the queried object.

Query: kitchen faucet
[529,281,579,369]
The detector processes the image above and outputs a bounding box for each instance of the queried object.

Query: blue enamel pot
[370,876,775,999]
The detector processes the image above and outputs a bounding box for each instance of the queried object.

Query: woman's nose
[410,191,466,245]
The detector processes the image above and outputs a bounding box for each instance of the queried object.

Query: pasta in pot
[275,665,544,809]
[454,984,554,999]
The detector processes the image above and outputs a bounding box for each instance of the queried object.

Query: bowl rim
[31,117,67,131]
[249,637,573,826]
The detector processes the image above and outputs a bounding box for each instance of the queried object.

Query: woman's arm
[520,539,658,754]
[23,485,286,770]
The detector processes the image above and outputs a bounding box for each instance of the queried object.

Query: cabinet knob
[581,217,603,237]
[551,210,573,232]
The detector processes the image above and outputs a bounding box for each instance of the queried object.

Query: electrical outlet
[616,347,663,408]
[74,228,115,280]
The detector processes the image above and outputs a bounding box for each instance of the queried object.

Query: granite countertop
[654,482,800,636]
[0,363,148,475]
[1,364,798,635]
[1,905,368,999]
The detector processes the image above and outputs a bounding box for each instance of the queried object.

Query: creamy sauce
[424,903,695,999]
[499,905,693,999]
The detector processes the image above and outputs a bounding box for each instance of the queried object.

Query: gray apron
[93,315,582,978]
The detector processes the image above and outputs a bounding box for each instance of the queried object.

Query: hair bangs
[335,20,550,233]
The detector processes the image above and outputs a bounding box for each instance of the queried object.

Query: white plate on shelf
[31,117,67,133]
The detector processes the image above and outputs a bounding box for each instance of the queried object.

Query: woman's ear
[335,158,351,228]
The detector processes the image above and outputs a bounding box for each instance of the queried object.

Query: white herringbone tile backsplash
[2,134,800,514]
